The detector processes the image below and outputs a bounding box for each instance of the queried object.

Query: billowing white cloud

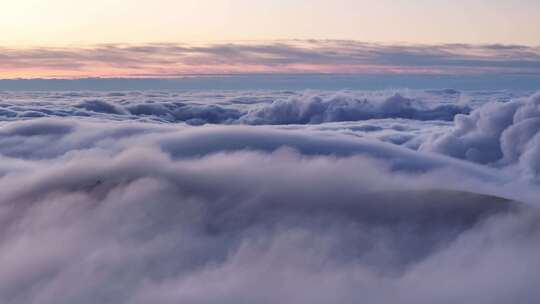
[421,92,540,179]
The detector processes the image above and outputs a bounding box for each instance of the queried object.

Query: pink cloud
[1,40,539,78]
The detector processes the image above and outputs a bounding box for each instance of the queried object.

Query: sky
[1,0,540,78]
[2,0,540,46]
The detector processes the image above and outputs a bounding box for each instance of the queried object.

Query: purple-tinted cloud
[2,40,540,78]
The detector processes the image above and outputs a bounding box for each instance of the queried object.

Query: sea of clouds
[1,88,540,303]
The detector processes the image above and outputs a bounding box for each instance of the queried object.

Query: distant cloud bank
[2,40,540,78]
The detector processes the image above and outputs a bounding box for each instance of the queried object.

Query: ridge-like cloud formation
[2,40,540,78]
[0,90,471,125]
[240,92,469,124]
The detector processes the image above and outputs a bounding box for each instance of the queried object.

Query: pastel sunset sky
[2,0,539,78]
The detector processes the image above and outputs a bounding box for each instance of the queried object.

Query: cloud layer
[2,40,540,78]
[1,88,540,303]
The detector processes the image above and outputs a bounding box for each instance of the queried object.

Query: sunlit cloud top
[2,41,540,79]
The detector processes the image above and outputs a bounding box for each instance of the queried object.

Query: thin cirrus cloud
[2,40,540,78]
